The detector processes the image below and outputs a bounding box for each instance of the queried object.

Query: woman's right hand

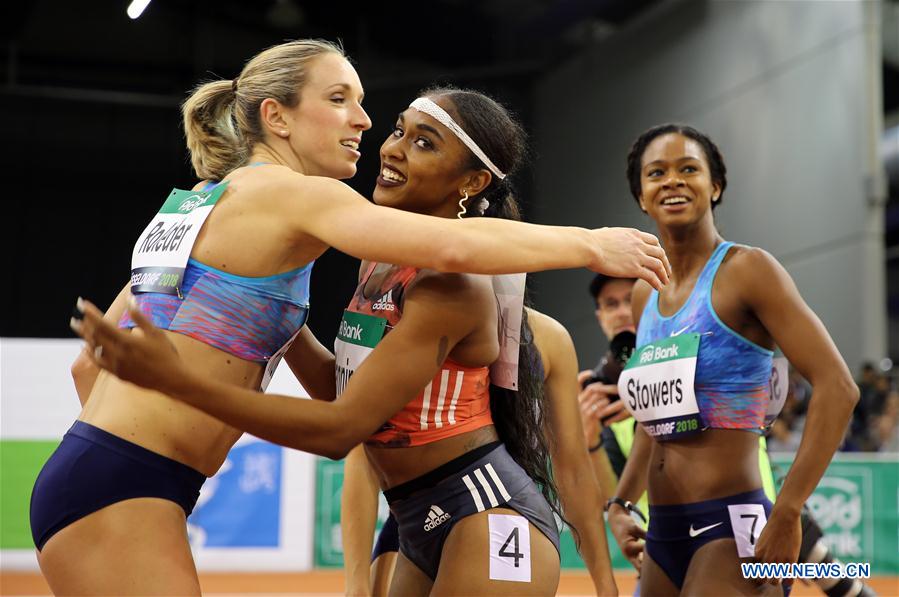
[607,504,646,572]
[591,228,670,291]
[71,297,190,396]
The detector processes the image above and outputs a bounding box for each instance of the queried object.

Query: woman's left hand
[753,508,802,588]
[71,297,187,395]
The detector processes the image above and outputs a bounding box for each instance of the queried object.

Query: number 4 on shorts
[488,514,531,582]
[499,527,523,567]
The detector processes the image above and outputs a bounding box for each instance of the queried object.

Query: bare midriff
[648,428,763,505]
[79,331,264,477]
[365,425,500,490]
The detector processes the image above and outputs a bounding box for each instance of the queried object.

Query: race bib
[490,273,526,391]
[130,183,228,295]
[617,333,703,440]
[764,356,789,428]
[334,310,387,396]
[259,327,303,392]
[727,503,767,557]
[488,514,531,582]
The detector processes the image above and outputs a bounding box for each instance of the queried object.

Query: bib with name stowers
[618,333,703,440]
[619,242,783,441]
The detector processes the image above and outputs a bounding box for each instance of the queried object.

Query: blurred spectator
[766,367,812,452]
[846,363,890,451]
[872,390,899,452]
[763,362,896,453]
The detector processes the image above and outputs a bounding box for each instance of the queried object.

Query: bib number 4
[499,527,524,567]
[488,514,531,582]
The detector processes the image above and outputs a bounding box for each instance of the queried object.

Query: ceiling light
[127,0,152,20]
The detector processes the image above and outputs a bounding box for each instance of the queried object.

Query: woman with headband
[72,87,621,595]
[339,301,618,596]
[32,40,667,596]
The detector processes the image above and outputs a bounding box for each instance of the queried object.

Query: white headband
[409,97,506,180]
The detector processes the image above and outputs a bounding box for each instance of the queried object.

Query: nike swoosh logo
[689,522,724,537]
[670,325,690,337]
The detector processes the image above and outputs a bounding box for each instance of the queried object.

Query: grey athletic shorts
[384,442,561,580]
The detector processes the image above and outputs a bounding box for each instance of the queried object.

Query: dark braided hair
[625,123,728,209]
[421,86,570,536]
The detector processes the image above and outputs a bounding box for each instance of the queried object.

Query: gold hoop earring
[456,190,469,219]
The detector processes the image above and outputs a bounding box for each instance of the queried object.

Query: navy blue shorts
[371,512,399,561]
[384,442,560,580]
[30,421,206,551]
[646,488,782,590]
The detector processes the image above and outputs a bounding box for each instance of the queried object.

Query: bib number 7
[488,514,531,582]
[727,503,767,557]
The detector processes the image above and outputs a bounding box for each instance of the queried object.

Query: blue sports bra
[120,258,312,362]
[637,242,773,433]
[120,174,312,362]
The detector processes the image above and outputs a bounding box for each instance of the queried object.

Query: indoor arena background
[2,1,898,595]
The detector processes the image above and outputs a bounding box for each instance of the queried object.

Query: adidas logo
[423,505,451,531]
[372,289,395,311]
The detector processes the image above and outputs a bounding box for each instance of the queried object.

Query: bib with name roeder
[617,333,704,440]
[128,181,299,392]
[130,182,228,296]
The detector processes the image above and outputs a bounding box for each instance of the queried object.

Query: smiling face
[372,96,490,218]
[282,53,372,179]
[638,133,721,228]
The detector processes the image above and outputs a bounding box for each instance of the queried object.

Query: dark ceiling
[4,0,896,343]
[1,0,661,99]
[0,0,663,341]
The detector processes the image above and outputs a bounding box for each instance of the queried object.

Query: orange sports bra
[336,262,494,448]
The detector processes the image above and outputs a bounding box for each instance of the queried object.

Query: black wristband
[604,497,631,512]
[604,497,648,524]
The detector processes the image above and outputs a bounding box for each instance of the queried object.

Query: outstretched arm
[72,273,487,460]
[276,173,670,288]
[530,311,618,596]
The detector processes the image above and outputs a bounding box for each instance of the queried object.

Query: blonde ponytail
[181,39,344,181]
[181,79,246,181]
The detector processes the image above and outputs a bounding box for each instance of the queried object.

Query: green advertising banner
[770,453,898,574]
[315,454,899,574]
[0,440,61,549]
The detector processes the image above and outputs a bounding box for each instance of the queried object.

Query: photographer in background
[578,274,641,506]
